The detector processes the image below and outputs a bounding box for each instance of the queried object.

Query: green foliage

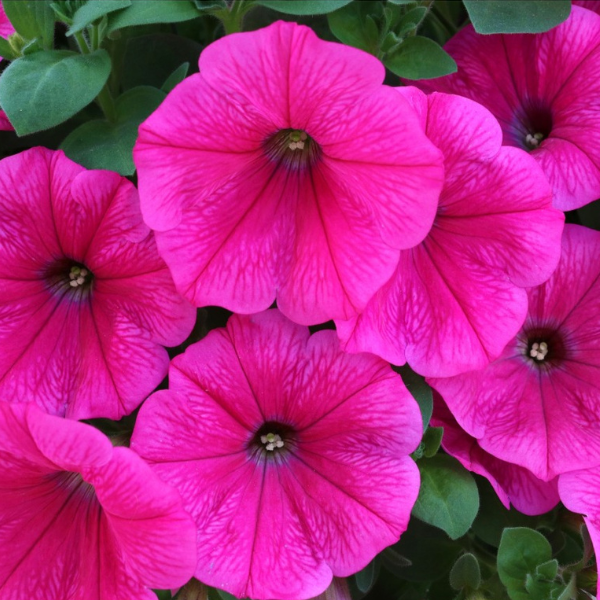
[412,454,480,540]
[255,0,352,15]
[162,62,190,93]
[355,558,377,593]
[0,49,111,135]
[449,553,481,592]
[68,0,131,35]
[61,86,165,175]
[463,1,571,34]
[107,0,200,33]
[384,35,456,79]
[397,365,432,432]
[328,1,382,54]
[3,0,55,49]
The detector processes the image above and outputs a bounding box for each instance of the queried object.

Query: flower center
[525,132,546,150]
[262,128,321,172]
[514,99,553,152]
[251,421,295,457]
[529,341,549,361]
[43,259,94,298]
[522,326,566,368]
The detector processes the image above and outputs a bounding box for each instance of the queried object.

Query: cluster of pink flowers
[2,4,600,599]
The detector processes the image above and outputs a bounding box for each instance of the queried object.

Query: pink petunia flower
[130,309,422,600]
[432,392,559,515]
[0,147,195,420]
[414,6,600,211]
[429,225,600,481]
[559,468,600,598]
[336,88,564,377]
[133,21,444,325]
[0,401,197,599]
[0,1,14,40]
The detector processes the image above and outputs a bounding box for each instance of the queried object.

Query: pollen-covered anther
[260,432,284,451]
[68,266,90,288]
[288,130,307,151]
[525,132,545,149]
[530,341,549,361]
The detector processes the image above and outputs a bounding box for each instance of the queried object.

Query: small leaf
[216,590,238,600]
[387,0,418,4]
[380,547,412,571]
[412,454,479,540]
[0,49,111,136]
[162,62,190,93]
[396,365,432,432]
[422,426,443,458]
[3,0,55,49]
[255,0,352,15]
[192,0,228,9]
[385,35,457,79]
[327,1,383,54]
[61,85,165,175]
[355,559,376,593]
[535,559,558,581]
[463,1,571,34]
[497,528,553,600]
[107,0,200,33]
[68,0,131,35]
[0,36,17,60]
[449,553,481,591]
[397,6,427,37]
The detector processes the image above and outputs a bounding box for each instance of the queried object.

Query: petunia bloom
[0,1,15,131]
[131,309,422,600]
[336,88,563,377]
[429,225,600,481]
[414,6,600,211]
[0,147,195,420]
[134,21,444,325]
[0,401,197,599]
[559,468,600,599]
[431,392,559,515]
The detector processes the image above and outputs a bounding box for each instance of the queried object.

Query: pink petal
[0,110,13,131]
[0,2,14,39]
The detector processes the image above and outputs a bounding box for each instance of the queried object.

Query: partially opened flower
[0,148,195,420]
[429,225,600,481]
[432,392,559,515]
[336,88,563,377]
[131,310,422,600]
[414,6,600,211]
[134,21,444,325]
[559,468,600,598]
[0,401,197,599]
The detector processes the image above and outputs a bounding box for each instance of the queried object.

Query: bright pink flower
[0,401,197,599]
[0,2,14,40]
[559,468,600,598]
[415,6,600,211]
[134,21,444,325]
[574,1,600,14]
[0,148,195,420]
[336,88,563,377]
[131,309,422,600]
[429,225,600,481]
[432,392,559,515]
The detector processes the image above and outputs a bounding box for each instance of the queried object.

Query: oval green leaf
[68,0,132,35]
[449,553,481,591]
[463,1,571,34]
[107,0,200,33]
[3,0,55,48]
[0,49,111,136]
[255,0,352,15]
[385,35,457,79]
[412,454,479,540]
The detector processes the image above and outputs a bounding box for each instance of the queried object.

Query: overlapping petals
[432,392,559,515]
[415,6,600,211]
[336,88,563,377]
[0,402,196,600]
[134,21,444,325]
[430,225,600,481]
[131,309,422,600]
[0,148,195,420]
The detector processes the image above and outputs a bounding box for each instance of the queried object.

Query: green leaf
[412,454,479,540]
[0,49,111,136]
[422,426,443,458]
[396,365,432,432]
[255,0,352,15]
[384,35,457,79]
[387,0,418,4]
[449,553,481,591]
[556,574,577,600]
[497,528,553,600]
[107,0,200,33]
[0,36,17,60]
[397,6,427,37]
[327,1,382,54]
[68,0,131,35]
[355,559,376,593]
[463,1,571,34]
[216,590,238,600]
[162,62,190,93]
[192,0,227,9]
[380,546,412,571]
[3,0,55,49]
[61,85,165,175]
